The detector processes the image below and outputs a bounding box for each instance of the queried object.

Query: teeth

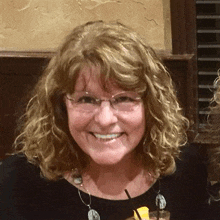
[93,133,122,140]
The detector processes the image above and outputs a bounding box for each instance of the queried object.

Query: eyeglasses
[66,91,142,113]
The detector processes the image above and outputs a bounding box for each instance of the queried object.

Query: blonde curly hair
[206,73,220,181]
[14,21,189,180]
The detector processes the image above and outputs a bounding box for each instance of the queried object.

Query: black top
[0,144,210,220]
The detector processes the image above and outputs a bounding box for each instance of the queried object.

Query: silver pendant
[88,209,100,220]
[73,176,82,185]
[156,194,166,209]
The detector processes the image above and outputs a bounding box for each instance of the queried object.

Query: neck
[81,154,155,200]
[84,153,141,180]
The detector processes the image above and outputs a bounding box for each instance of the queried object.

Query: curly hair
[14,20,189,180]
[206,73,220,182]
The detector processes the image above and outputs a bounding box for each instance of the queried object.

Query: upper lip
[89,132,124,135]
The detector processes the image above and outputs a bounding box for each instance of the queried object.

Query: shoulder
[175,143,207,176]
[0,155,76,219]
[160,143,209,219]
[162,143,207,185]
[0,154,46,197]
[172,143,208,190]
[1,154,40,181]
[167,143,208,190]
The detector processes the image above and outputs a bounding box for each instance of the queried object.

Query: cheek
[127,107,145,130]
[131,112,146,146]
[131,115,145,140]
[66,108,89,135]
[129,113,145,125]
[67,112,91,132]
[65,100,91,131]
[120,106,146,142]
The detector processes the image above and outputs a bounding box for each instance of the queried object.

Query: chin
[89,151,131,166]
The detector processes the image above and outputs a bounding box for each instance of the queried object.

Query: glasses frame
[65,91,142,113]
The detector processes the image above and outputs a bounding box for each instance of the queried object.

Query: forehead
[74,65,122,94]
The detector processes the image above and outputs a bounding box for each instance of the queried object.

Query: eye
[77,95,97,104]
[114,95,136,103]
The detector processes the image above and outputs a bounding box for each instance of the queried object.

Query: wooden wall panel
[0,56,50,159]
[0,52,196,159]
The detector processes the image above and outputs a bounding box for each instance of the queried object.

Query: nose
[94,101,118,127]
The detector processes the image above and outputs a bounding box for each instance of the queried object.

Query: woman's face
[65,66,146,166]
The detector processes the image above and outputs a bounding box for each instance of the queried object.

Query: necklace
[73,173,100,220]
[152,179,166,210]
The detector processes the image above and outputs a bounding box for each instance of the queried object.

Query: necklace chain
[78,185,92,209]
[71,172,101,220]
[67,169,165,219]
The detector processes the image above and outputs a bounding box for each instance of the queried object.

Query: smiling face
[65,65,146,166]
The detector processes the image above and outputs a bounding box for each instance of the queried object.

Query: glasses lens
[112,92,141,111]
[67,92,98,112]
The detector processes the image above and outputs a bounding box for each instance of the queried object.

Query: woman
[0,21,208,220]
[205,74,220,219]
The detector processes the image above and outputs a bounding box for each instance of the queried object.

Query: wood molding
[0,49,194,60]
[0,50,55,58]
[170,0,197,54]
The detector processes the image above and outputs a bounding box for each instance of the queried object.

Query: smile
[91,133,123,140]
